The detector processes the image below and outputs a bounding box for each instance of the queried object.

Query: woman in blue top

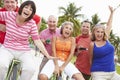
[89,6,120,80]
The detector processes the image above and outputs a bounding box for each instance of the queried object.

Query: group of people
[0,0,120,80]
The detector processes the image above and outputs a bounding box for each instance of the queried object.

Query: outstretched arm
[34,39,57,60]
[52,36,59,75]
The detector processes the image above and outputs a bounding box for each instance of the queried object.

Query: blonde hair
[91,24,107,41]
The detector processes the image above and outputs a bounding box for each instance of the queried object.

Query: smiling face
[4,0,18,11]
[94,27,105,41]
[81,22,90,35]
[47,15,57,32]
[18,1,36,21]
[21,5,33,19]
[61,22,73,38]
[92,25,107,41]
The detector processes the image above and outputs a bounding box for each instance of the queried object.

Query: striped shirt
[0,11,39,51]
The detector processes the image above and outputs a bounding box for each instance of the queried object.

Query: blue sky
[22,0,120,36]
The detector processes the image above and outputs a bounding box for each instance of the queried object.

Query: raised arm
[106,6,115,37]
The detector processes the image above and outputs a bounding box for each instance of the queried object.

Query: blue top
[91,40,115,72]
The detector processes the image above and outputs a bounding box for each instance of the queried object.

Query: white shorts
[91,71,120,80]
[40,60,80,79]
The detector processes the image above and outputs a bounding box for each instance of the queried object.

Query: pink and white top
[0,11,39,51]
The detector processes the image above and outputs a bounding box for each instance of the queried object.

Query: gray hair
[47,15,58,22]
[61,21,73,28]
[60,21,74,34]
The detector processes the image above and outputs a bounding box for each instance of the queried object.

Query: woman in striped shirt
[0,1,56,80]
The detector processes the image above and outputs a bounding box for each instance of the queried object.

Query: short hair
[91,24,107,41]
[47,15,58,22]
[81,20,91,24]
[18,0,36,21]
[60,21,74,34]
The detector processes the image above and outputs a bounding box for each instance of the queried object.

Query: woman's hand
[109,6,114,13]
[54,66,59,75]
[59,66,65,75]
[109,5,119,13]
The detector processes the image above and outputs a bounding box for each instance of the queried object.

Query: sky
[22,0,120,36]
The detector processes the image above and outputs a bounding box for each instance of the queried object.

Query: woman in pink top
[0,1,56,80]
[39,21,85,80]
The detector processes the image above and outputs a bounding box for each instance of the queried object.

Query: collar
[48,28,56,34]
[80,34,90,38]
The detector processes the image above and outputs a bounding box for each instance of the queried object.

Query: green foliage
[58,2,83,37]
[116,65,120,74]
[39,17,47,32]
[57,3,120,56]
[50,74,58,80]
[91,13,101,30]
[28,37,34,45]
[90,13,106,30]
[109,31,120,55]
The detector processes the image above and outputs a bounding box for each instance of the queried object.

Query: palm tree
[58,2,84,36]
[91,14,100,30]
[91,13,106,30]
